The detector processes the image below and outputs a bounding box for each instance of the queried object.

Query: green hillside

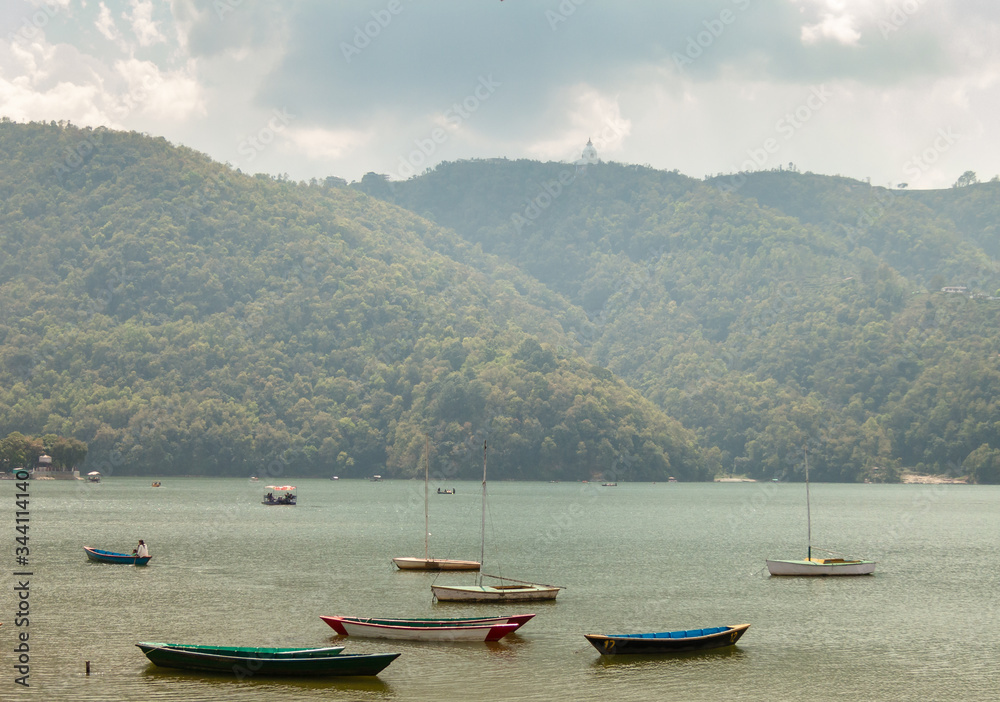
[360,160,1000,483]
[0,120,705,481]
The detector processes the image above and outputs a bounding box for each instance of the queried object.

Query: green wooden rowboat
[136,642,399,676]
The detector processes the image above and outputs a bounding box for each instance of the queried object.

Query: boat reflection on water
[589,645,749,670]
[140,665,395,695]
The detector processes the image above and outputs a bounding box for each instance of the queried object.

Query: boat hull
[136,643,397,676]
[431,584,560,602]
[585,624,750,655]
[84,546,151,566]
[320,616,520,641]
[766,558,876,576]
[392,557,481,571]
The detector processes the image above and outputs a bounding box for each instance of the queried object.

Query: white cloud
[0,75,108,125]
[0,29,206,127]
[801,13,862,46]
[284,126,373,161]
[114,57,204,121]
[95,2,120,42]
[1,2,999,188]
[127,0,165,47]
[526,86,632,162]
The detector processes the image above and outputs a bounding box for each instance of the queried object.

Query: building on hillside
[576,138,599,166]
[941,286,968,294]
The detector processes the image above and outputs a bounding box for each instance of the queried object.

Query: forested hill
[0,120,705,481]
[358,160,1000,483]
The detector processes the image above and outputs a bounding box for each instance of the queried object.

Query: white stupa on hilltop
[576,138,599,166]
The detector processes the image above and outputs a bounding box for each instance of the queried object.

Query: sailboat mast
[424,436,430,561]
[804,446,812,562]
[480,440,487,572]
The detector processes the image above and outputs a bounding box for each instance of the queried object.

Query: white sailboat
[431,441,562,602]
[393,438,480,571]
[765,448,876,576]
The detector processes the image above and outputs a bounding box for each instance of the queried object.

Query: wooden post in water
[86,661,90,675]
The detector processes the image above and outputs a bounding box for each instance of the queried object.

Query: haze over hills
[1,120,998,482]
[0,120,703,482]
[358,157,1000,483]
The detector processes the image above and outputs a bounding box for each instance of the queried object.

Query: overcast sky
[2,0,998,189]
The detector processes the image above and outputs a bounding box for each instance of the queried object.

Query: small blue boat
[84,546,151,566]
[585,623,750,654]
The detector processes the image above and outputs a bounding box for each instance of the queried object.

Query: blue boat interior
[613,626,729,639]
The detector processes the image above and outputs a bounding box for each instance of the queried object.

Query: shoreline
[900,473,969,484]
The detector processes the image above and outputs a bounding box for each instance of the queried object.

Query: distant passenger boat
[585,624,750,654]
[262,486,296,506]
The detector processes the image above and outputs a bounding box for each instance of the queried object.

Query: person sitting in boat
[133,540,149,558]
[266,492,274,501]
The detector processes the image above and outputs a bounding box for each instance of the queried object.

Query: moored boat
[320,614,531,641]
[766,448,876,576]
[431,580,561,602]
[431,441,561,602]
[393,556,481,571]
[765,557,876,576]
[136,642,398,676]
[393,437,480,571]
[325,613,535,628]
[585,624,750,654]
[84,546,151,566]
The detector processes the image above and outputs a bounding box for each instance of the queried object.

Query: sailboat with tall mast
[765,448,876,576]
[431,440,561,602]
[392,438,480,571]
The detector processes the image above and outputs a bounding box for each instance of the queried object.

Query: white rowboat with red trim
[320,614,534,641]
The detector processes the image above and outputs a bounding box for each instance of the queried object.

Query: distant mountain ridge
[359,159,1000,483]
[0,120,704,481]
[2,120,998,482]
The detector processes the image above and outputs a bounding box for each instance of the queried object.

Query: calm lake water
[4,477,998,701]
